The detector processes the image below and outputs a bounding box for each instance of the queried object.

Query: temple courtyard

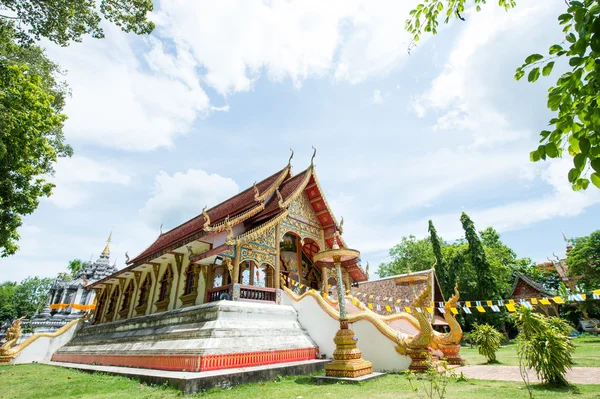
[1,336,599,399]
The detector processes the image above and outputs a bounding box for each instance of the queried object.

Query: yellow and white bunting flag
[553,296,565,304]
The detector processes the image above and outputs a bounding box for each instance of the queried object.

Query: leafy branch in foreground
[406,0,600,190]
[0,0,155,46]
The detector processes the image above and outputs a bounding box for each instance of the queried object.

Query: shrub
[405,355,457,399]
[513,307,574,386]
[471,323,503,363]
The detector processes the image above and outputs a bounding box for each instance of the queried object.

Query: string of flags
[284,276,600,315]
[348,288,600,314]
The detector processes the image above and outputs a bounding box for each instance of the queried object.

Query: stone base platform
[312,372,386,384]
[44,359,330,394]
[52,300,318,372]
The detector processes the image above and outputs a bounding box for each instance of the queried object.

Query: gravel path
[459,365,600,384]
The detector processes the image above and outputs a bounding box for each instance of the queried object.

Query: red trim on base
[52,348,318,372]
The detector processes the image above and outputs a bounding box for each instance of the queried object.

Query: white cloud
[140,169,239,226]
[47,155,131,208]
[154,0,419,95]
[41,1,424,151]
[372,89,384,104]
[46,25,213,151]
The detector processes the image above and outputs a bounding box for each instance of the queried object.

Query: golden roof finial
[202,206,211,230]
[253,182,260,202]
[310,146,317,167]
[288,148,294,166]
[101,232,112,256]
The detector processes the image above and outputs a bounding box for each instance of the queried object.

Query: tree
[566,229,600,291]
[377,235,435,277]
[67,259,87,277]
[513,306,574,386]
[0,277,52,322]
[0,2,153,256]
[429,220,450,295]
[471,323,504,363]
[461,212,498,299]
[0,22,70,256]
[405,0,600,190]
[0,281,17,321]
[0,0,155,46]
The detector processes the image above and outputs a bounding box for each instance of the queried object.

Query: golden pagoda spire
[101,232,112,256]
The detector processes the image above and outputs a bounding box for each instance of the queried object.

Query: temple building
[52,155,369,371]
[30,235,118,333]
[510,273,558,316]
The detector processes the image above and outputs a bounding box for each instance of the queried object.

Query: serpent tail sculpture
[431,283,465,364]
[395,282,433,364]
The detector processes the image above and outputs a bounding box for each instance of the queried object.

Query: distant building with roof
[30,234,118,333]
[351,269,448,328]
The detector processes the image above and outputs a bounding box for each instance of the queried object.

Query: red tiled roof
[130,167,290,265]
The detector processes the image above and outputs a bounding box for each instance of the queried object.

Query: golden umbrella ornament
[313,232,373,378]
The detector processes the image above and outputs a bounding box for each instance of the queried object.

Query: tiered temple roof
[92,156,368,289]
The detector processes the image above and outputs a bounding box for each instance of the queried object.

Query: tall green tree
[566,229,600,291]
[0,22,70,257]
[377,235,435,277]
[461,212,498,299]
[0,1,154,256]
[428,220,450,294]
[0,0,155,46]
[405,0,600,190]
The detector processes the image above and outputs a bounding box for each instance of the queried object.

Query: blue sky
[2,0,599,282]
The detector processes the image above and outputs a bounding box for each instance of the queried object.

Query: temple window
[158,268,171,302]
[105,286,120,319]
[155,265,174,312]
[93,290,107,324]
[241,262,251,285]
[137,275,151,308]
[183,265,196,296]
[255,265,267,287]
[213,266,224,288]
[120,281,134,313]
[180,264,199,307]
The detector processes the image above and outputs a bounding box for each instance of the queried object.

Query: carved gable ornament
[289,192,320,226]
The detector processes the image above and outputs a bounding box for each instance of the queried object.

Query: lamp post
[313,233,372,378]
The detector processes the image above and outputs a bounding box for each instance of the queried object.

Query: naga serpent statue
[395,282,434,370]
[1,316,25,352]
[431,283,465,365]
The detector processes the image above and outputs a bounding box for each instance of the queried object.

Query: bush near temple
[513,307,575,386]
[471,323,503,363]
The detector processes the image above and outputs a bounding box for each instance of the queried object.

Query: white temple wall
[281,291,411,372]
[13,320,84,364]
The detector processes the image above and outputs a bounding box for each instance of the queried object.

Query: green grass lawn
[1,364,600,399]
[460,335,600,367]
